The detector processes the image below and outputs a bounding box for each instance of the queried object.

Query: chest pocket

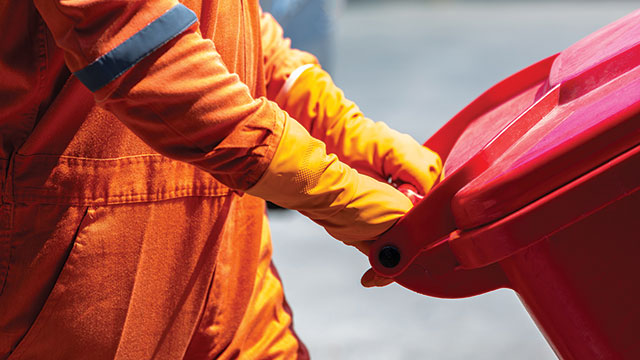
[10,79,230,207]
[10,153,229,206]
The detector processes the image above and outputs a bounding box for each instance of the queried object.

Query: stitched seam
[12,155,231,204]
[13,187,231,206]
[16,153,172,164]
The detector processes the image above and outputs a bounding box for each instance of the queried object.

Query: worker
[0,1,441,359]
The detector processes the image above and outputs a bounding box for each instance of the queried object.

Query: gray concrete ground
[268,2,638,359]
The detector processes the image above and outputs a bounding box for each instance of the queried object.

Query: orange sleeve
[260,11,318,101]
[33,0,286,190]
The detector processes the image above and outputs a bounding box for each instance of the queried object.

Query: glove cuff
[247,115,412,242]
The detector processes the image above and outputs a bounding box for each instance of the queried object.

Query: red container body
[369,10,640,360]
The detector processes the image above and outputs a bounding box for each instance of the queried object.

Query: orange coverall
[0,1,319,358]
[0,0,441,358]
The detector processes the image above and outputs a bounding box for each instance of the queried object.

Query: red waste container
[369,10,640,360]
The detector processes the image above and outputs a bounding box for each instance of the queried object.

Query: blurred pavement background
[265,2,638,359]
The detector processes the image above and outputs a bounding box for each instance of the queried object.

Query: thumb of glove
[360,268,394,288]
[360,182,422,288]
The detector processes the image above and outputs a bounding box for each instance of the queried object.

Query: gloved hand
[247,114,414,247]
[274,65,442,196]
[273,65,442,287]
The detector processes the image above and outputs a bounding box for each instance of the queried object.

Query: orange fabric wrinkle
[0,1,314,359]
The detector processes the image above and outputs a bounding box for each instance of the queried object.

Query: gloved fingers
[395,183,424,205]
[360,268,394,288]
[388,145,442,195]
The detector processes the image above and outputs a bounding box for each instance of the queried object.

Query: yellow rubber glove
[247,114,413,246]
[274,65,442,195]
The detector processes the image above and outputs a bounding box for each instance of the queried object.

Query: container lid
[450,9,640,230]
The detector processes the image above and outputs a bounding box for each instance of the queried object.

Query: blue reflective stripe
[74,3,197,92]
